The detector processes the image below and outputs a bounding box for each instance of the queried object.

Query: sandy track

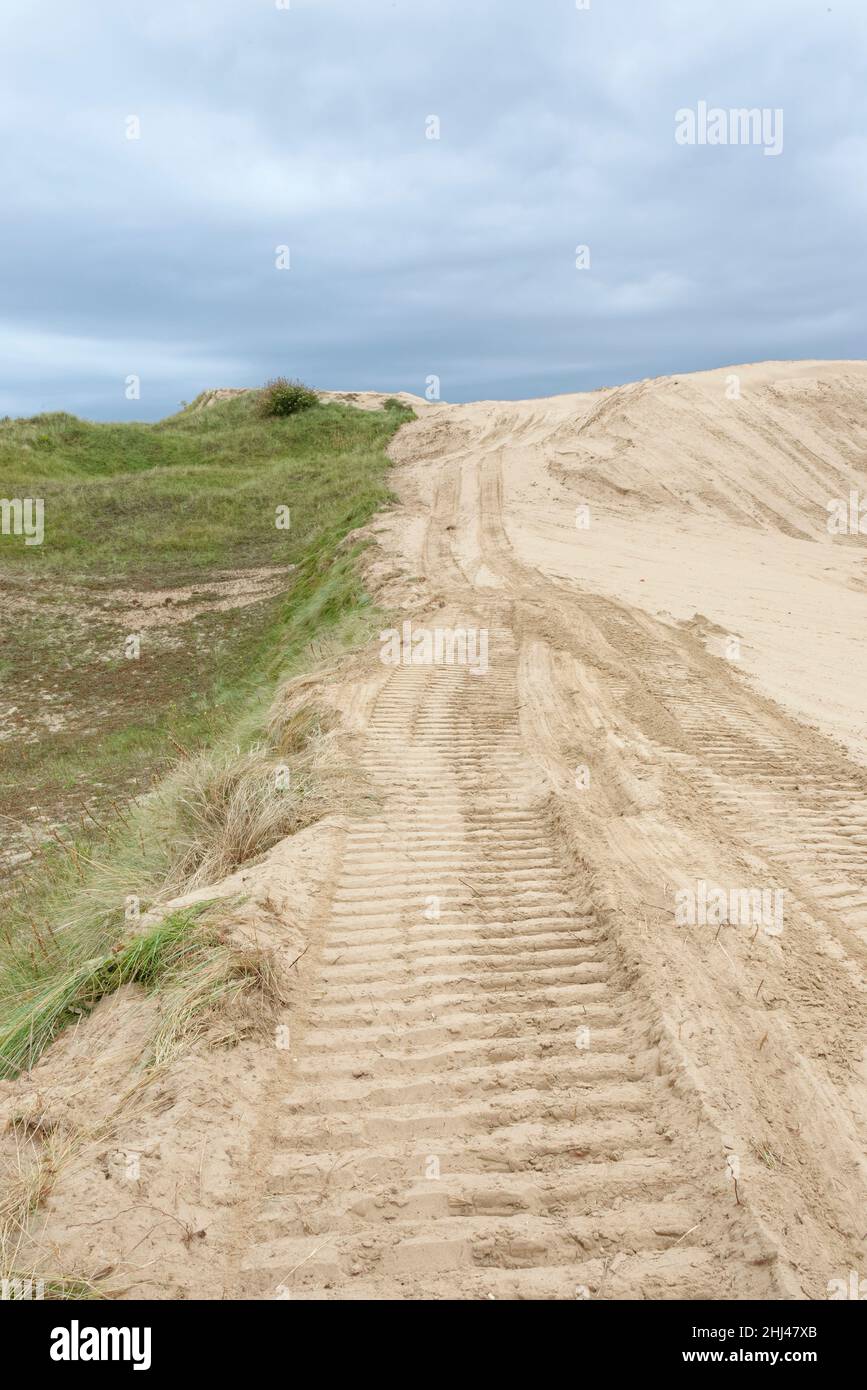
[237,361,867,1299]
[241,634,778,1299]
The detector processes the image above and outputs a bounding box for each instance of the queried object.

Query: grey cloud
[1,0,864,418]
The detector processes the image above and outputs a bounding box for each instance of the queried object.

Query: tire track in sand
[240,624,780,1299]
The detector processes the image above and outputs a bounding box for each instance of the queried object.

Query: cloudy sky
[2,0,864,419]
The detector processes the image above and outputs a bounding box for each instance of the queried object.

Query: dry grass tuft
[162,740,333,893]
[149,926,285,1066]
[0,1117,78,1294]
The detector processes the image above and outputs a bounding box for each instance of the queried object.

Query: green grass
[0,391,407,846]
[0,389,411,1075]
[0,903,287,1079]
[0,393,403,573]
[0,908,208,1078]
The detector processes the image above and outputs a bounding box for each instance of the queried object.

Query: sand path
[236,362,867,1299]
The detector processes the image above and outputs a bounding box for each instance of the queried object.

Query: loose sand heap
[3,360,866,1300]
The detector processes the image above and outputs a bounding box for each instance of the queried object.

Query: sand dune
[209,359,867,1298]
[10,362,867,1301]
[392,361,867,764]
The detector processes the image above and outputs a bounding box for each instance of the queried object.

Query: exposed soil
[0,567,290,881]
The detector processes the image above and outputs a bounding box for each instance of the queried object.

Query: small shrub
[382,397,416,419]
[257,377,318,418]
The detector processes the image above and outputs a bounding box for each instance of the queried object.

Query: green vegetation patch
[0,389,413,1074]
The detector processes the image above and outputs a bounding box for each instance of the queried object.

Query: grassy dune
[0,393,404,571]
[0,390,410,1075]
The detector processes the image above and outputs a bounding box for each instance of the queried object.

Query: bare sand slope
[235,360,865,1299]
[393,361,867,763]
